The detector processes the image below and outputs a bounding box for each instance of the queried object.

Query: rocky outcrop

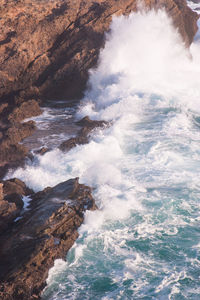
[59,116,109,152]
[0,178,96,300]
[0,99,41,179]
[0,182,19,233]
[0,0,198,104]
[0,178,33,233]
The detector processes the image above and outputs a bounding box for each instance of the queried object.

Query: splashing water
[8,8,200,300]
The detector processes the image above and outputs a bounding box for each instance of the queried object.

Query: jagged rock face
[0,99,41,179]
[0,178,33,234]
[0,178,96,300]
[0,0,198,102]
[59,116,109,152]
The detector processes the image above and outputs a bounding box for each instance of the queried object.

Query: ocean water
[7,4,200,300]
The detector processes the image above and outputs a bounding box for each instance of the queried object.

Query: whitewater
[7,4,200,300]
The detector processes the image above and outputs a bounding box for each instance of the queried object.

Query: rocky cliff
[0,1,199,299]
[0,0,198,177]
[0,0,198,103]
[0,178,96,300]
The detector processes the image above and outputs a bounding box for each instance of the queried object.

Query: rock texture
[59,116,109,152]
[0,178,96,300]
[0,0,198,103]
[0,99,41,179]
[0,178,33,234]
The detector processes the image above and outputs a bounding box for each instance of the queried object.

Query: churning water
[8,6,200,300]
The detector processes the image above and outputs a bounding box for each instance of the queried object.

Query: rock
[2,178,33,196]
[0,143,28,169]
[0,103,8,114]
[8,100,42,124]
[59,116,108,152]
[0,100,41,179]
[0,179,33,234]
[34,147,50,155]
[0,199,18,234]
[0,0,198,103]
[0,178,97,300]
[2,178,34,209]
[0,182,20,234]
[76,116,108,129]
[59,135,89,152]
[0,183,3,201]
[5,121,36,144]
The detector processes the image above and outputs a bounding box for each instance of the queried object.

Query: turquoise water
[10,7,200,300]
[41,101,200,300]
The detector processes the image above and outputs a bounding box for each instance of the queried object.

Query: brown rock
[0,143,28,169]
[8,99,42,124]
[76,116,108,129]
[2,178,33,209]
[0,179,33,234]
[0,181,20,234]
[34,147,50,155]
[0,199,18,233]
[3,178,32,196]
[0,183,4,201]
[5,121,36,144]
[59,116,108,152]
[0,178,97,300]
[0,100,41,179]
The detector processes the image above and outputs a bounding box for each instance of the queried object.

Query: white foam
[46,259,67,286]
[187,0,200,12]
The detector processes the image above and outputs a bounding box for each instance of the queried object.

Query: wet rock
[76,116,108,129]
[59,116,108,152]
[0,178,97,300]
[0,182,19,234]
[0,183,3,201]
[2,178,34,209]
[34,147,50,155]
[59,135,89,152]
[3,178,33,196]
[0,179,33,233]
[0,100,42,179]
[0,199,18,234]
[0,143,28,169]
[5,121,36,144]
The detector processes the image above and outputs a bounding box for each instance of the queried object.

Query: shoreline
[0,1,199,299]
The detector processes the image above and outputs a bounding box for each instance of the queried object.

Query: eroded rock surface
[0,99,41,179]
[0,178,96,300]
[0,178,33,234]
[59,116,109,152]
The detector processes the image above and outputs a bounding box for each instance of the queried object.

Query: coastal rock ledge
[0,178,96,300]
